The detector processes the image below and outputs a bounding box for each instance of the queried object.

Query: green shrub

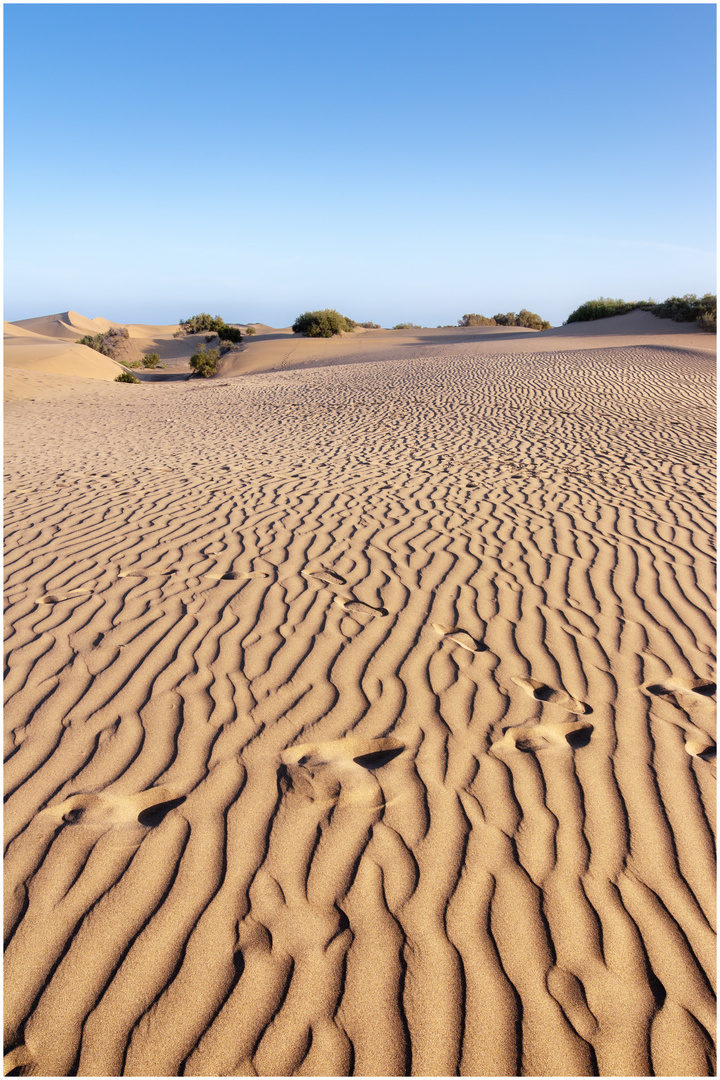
[292,309,356,337]
[651,293,716,322]
[141,352,161,369]
[115,370,140,383]
[392,322,421,330]
[358,321,381,329]
[565,298,644,323]
[179,313,242,344]
[189,345,220,378]
[458,314,496,327]
[566,293,716,328]
[77,326,129,357]
[121,360,142,368]
[180,313,225,334]
[245,325,257,335]
[697,309,717,333]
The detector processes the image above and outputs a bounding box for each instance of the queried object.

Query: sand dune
[3,315,716,1075]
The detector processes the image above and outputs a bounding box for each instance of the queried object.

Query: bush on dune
[459,310,551,330]
[292,309,356,337]
[189,345,220,378]
[651,293,716,325]
[392,322,421,330]
[358,321,381,329]
[141,352,163,369]
[565,293,716,331]
[77,326,129,357]
[178,313,243,343]
[115,370,140,383]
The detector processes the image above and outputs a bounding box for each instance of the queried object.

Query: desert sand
[3,310,716,1076]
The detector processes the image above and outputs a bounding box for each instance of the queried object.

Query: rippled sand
[4,329,716,1076]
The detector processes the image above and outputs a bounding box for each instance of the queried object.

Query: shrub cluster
[565,293,716,331]
[141,352,163,369]
[77,326,130,357]
[189,345,220,378]
[245,325,257,335]
[651,293,716,324]
[115,370,140,384]
[565,298,647,323]
[292,309,356,337]
[392,322,421,330]
[458,310,551,330]
[458,314,496,327]
[178,313,243,343]
[358,321,381,329]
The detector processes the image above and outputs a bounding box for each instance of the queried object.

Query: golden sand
[4,311,716,1076]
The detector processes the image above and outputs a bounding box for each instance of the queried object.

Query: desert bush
[651,293,716,323]
[121,360,142,368]
[179,313,243,343]
[219,340,243,355]
[458,314,496,327]
[516,309,551,331]
[565,298,643,323]
[566,293,716,328]
[245,325,257,335]
[77,326,129,357]
[358,321,381,329]
[115,370,140,384]
[180,313,225,334]
[392,322,421,330]
[141,352,161,369]
[189,345,220,378]
[292,309,356,337]
[697,309,717,333]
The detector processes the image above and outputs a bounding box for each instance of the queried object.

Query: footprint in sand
[646,677,716,701]
[39,588,92,605]
[334,595,389,618]
[493,718,594,754]
[432,623,487,653]
[279,737,403,805]
[646,679,716,759]
[511,676,592,715]
[302,568,347,587]
[38,787,186,831]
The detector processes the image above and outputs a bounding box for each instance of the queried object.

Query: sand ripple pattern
[4,345,716,1076]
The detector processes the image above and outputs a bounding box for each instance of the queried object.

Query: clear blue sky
[4,3,716,327]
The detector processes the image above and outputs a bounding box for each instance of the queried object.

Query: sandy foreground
[3,311,717,1076]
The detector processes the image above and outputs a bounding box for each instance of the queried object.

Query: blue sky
[4,3,716,327]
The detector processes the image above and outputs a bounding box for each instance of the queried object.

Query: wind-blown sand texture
[4,312,716,1076]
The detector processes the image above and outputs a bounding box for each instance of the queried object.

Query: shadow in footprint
[494,719,594,754]
[334,595,388,618]
[512,676,592,715]
[138,796,187,826]
[39,588,91,605]
[647,679,716,699]
[303,568,347,587]
[354,746,404,769]
[40,786,185,832]
[280,736,403,806]
[432,623,487,653]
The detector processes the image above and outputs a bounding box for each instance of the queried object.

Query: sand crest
[3,313,716,1076]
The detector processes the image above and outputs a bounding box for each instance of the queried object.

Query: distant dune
[3,304,716,1076]
[5,309,714,398]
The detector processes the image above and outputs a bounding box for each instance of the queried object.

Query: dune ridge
[4,332,716,1075]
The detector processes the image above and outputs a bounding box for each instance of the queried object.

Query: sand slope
[3,324,717,1076]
